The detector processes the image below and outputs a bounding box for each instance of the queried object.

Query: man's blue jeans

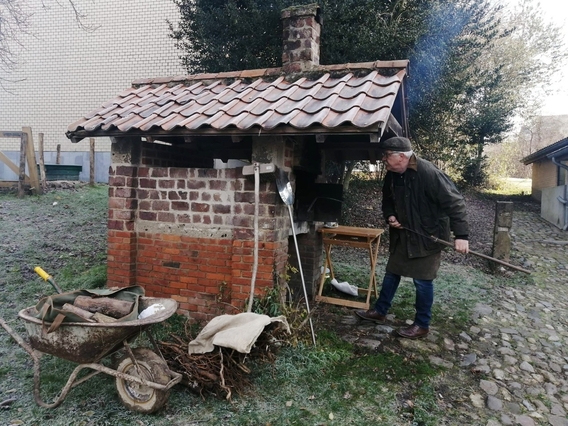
[373,271,433,329]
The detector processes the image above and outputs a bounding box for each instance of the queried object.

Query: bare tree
[0,0,96,90]
[0,0,30,76]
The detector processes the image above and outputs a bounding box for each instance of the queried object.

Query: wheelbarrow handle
[34,266,63,293]
[34,266,51,281]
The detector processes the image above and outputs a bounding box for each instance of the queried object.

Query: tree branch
[1,0,98,90]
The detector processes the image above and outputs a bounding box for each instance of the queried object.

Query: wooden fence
[0,127,41,197]
[1,129,97,196]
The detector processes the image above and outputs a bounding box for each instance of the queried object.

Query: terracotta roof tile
[100,114,119,130]
[159,114,190,131]
[154,101,179,117]
[302,93,338,114]
[67,61,408,139]
[289,107,328,129]
[351,108,389,128]
[136,103,161,119]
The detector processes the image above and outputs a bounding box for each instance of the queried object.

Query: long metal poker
[286,204,317,346]
[401,227,531,274]
[274,168,316,346]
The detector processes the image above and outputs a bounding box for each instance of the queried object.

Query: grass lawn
[0,182,533,425]
[486,177,532,196]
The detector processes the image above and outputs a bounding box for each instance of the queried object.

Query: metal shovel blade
[274,168,294,206]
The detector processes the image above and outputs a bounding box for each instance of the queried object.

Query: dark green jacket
[382,155,469,259]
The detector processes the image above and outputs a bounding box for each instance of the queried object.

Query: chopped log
[62,303,96,322]
[92,312,118,323]
[73,296,134,318]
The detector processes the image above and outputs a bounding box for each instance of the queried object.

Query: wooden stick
[402,227,531,274]
[38,133,47,193]
[89,138,95,186]
[18,133,26,198]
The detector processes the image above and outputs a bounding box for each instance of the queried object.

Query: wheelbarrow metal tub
[18,297,178,364]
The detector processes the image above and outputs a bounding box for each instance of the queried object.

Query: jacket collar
[407,154,418,172]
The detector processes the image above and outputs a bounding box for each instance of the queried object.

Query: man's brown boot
[355,309,386,324]
[396,324,429,339]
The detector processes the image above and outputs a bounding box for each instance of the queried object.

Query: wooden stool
[315,226,384,310]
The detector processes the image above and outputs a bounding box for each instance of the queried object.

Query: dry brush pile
[158,320,295,400]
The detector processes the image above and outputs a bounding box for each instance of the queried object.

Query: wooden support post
[89,138,95,186]
[56,144,61,164]
[18,134,26,198]
[38,133,48,192]
[22,127,41,195]
[492,201,514,271]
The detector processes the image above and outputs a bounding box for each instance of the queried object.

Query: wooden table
[315,225,384,310]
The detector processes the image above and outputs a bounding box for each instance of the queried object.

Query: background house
[0,0,185,182]
[521,137,568,230]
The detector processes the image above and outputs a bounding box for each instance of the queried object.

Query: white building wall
[0,0,186,181]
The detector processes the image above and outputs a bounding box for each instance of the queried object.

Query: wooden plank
[0,181,20,188]
[320,225,384,239]
[315,295,369,310]
[0,151,21,176]
[22,127,41,194]
[0,131,23,138]
[322,239,370,249]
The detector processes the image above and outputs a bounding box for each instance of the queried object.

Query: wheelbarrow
[0,296,183,413]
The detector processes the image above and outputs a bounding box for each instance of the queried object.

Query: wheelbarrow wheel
[115,348,171,413]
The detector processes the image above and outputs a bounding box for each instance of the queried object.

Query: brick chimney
[281,4,322,73]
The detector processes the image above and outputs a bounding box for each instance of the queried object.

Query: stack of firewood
[62,296,133,323]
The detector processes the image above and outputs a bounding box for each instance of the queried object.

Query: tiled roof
[67,60,408,142]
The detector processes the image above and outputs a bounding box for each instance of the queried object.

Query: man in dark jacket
[355,136,469,339]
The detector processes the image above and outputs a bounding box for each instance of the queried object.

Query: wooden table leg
[365,236,381,306]
[317,244,333,297]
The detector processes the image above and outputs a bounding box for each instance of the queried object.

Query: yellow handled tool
[34,266,63,294]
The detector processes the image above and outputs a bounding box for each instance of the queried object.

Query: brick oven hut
[66,4,410,321]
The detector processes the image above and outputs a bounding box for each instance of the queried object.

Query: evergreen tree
[169,0,567,185]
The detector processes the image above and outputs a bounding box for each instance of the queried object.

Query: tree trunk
[342,161,357,192]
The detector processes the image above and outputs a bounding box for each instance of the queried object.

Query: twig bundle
[158,323,286,400]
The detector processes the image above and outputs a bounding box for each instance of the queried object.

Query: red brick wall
[107,163,291,321]
[107,165,138,286]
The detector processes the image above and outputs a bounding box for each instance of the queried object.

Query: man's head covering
[378,136,412,152]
